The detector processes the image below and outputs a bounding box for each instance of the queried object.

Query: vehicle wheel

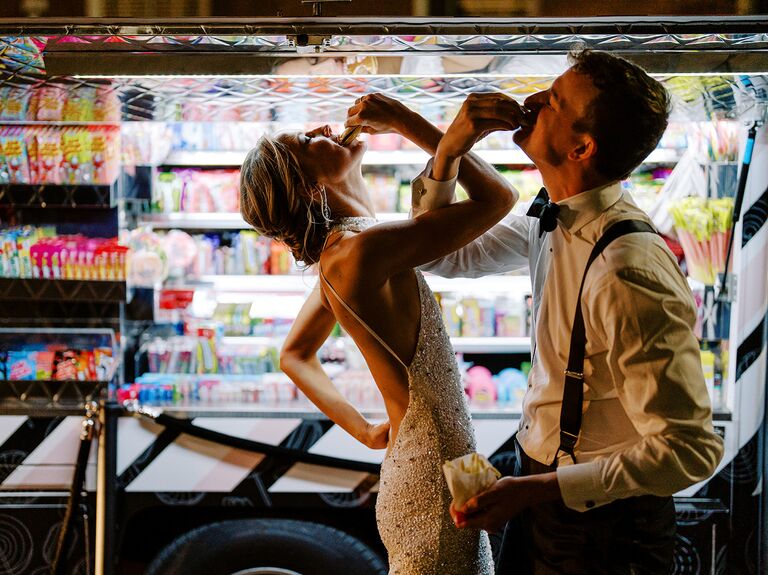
[145,518,387,575]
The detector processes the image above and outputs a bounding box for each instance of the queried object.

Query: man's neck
[541,168,614,203]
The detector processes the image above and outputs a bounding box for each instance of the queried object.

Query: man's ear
[569,134,597,163]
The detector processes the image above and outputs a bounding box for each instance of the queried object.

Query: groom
[414,49,724,573]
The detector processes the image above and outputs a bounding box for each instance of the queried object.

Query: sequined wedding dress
[320,217,494,575]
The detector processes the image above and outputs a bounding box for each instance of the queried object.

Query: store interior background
[1,0,768,17]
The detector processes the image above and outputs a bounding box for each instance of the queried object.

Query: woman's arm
[280,283,389,449]
[348,94,526,281]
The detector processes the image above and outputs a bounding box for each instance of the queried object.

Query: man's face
[514,68,600,170]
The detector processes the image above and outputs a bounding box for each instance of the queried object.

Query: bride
[239,93,525,574]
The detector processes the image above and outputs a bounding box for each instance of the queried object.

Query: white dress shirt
[412,168,724,512]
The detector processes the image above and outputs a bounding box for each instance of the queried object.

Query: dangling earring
[317,184,331,229]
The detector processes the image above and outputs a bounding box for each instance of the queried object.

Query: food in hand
[443,452,501,510]
[340,125,362,146]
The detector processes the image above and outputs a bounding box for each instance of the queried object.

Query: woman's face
[278,125,366,186]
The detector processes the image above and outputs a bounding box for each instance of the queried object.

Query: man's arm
[556,263,724,512]
[455,246,724,531]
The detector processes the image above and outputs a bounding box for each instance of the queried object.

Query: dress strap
[319,265,409,370]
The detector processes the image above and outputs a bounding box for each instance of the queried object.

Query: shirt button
[585,500,595,509]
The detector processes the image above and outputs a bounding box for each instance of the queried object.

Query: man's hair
[569,49,671,181]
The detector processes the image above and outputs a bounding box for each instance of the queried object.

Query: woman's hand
[363,420,391,449]
[345,93,413,136]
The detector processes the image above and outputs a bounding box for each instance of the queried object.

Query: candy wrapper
[442,452,501,510]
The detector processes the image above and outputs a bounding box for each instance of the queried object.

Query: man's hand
[345,93,413,136]
[438,93,528,160]
[431,93,527,181]
[450,472,561,532]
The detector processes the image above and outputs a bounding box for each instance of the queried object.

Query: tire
[145,518,387,575]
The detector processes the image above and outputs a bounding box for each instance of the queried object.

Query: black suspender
[556,219,658,464]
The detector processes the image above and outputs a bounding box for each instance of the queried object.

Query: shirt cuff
[556,460,613,512]
[411,157,457,216]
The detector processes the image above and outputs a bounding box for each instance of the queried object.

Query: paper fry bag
[442,452,501,510]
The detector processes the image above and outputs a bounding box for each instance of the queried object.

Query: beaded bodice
[328,216,378,234]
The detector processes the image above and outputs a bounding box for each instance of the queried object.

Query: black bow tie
[526,187,560,237]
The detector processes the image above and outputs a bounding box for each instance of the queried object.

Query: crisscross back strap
[319,266,409,369]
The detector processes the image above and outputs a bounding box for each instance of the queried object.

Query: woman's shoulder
[318,234,367,281]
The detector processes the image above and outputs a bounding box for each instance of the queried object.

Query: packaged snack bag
[61,129,83,184]
[1,88,32,120]
[75,350,95,381]
[54,350,78,381]
[77,129,94,184]
[0,87,7,119]
[35,86,66,121]
[26,130,39,183]
[63,86,96,122]
[91,128,108,183]
[0,138,9,184]
[94,347,114,380]
[0,133,31,183]
[37,131,64,184]
[8,351,37,381]
[94,85,120,122]
[36,351,55,379]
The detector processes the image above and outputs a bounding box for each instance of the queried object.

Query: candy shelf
[0,326,119,413]
[0,278,128,302]
[0,180,119,209]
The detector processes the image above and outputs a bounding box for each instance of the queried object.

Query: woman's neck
[326,176,376,219]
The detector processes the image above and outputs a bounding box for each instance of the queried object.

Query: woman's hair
[239,135,329,266]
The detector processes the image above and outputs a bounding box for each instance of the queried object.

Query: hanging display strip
[0,19,766,123]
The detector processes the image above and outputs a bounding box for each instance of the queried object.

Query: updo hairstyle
[239,135,330,266]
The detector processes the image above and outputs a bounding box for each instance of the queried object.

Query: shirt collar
[556,181,623,237]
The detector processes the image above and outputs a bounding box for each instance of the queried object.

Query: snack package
[8,351,36,380]
[442,452,501,510]
[94,347,114,380]
[26,130,39,183]
[1,88,32,120]
[35,351,55,379]
[54,350,78,381]
[35,86,66,121]
[37,131,64,184]
[0,133,31,183]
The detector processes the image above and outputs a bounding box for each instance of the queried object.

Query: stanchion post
[95,400,119,575]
